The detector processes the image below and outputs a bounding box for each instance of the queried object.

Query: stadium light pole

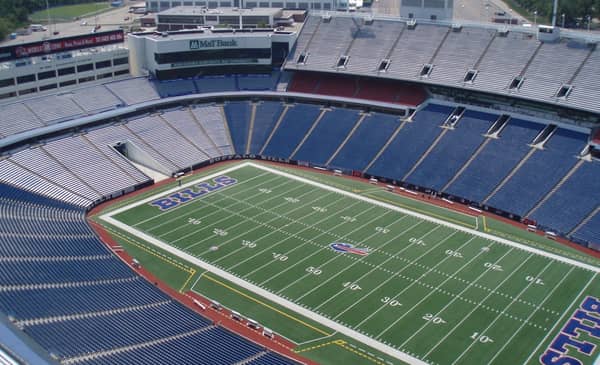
[551,0,558,26]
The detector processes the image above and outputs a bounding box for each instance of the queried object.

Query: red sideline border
[87,159,600,364]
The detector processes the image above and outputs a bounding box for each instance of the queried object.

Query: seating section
[572,211,600,247]
[26,95,85,124]
[195,76,237,93]
[0,184,299,365]
[154,79,198,97]
[288,71,428,106]
[292,108,361,165]
[406,110,497,191]
[105,78,160,105]
[261,103,322,158]
[530,161,600,234]
[367,104,454,181]
[191,104,235,156]
[285,14,600,114]
[224,101,253,154]
[249,101,285,154]
[445,118,544,202]
[486,128,588,216]
[0,102,45,137]
[67,85,124,113]
[330,112,400,171]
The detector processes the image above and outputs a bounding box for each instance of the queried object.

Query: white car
[80,20,87,26]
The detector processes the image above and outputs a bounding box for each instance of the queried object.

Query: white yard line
[374,236,481,339]
[398,247,515,348]
[294,212,409,302]
[181,180,310,250]
[241,200,366,279]
[101,214,429,365]
[521,272,598,365]
[311,221,435,311]
[150,174,285,236]
[423,253,536,358]
[99,162,600,365]
[486,266,575,364]
[449,260,555,365]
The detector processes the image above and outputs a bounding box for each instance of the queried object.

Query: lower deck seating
[367,104,454,181]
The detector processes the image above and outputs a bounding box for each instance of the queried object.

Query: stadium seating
[160,108,222,158]
[530,160,600,234]
[367,104,454,181]
[105,78,160,105]
[330,112,401,172]
[445,118,544,203]
[191,104,235,156]
[261,103,322,158]
[0,184,299,365]
[288,72,428,106]
[224,101,253,154]
[572,210,600,247]
[154,79,198,97]
[345,20,406,74]
[406,110,497,191]
[486,128,588,216]
[292,107,362,165]
[249,101,285,155]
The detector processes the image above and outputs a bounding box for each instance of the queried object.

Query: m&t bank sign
[189,39,238,49]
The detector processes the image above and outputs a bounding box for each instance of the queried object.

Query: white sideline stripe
[245,163,599,273]
[101,216,428,365]
[100,161,600,365]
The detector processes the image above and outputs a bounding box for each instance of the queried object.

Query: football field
[101,162,600,365]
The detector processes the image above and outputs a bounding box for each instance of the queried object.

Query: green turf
[99,161,600,365]
[30,2,111,22]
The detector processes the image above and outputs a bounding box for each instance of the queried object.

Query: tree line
[511,0,599,27]
[0,0,102,41]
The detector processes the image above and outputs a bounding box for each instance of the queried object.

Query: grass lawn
[30,2,111,22]
[96,161,600,365]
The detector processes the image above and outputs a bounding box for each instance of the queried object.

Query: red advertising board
[0,30,124,62]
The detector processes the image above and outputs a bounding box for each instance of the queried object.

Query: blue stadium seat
[487,128,588,216]
[329,112,400,172]
[367,104,454,181]
[224,101,253,154]
[261,103,322,158]
[406,110,497,191]
[249,101,285,154]
[445,118,544,202]
[292,108,361,165]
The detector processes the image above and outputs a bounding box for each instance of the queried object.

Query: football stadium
[0,1,599,364]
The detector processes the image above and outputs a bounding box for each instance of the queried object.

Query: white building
[0,31,130,100]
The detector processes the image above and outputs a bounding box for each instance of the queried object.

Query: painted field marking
[311,222,438,311]
[209,191,347,268]
[199,273,331,337]
[449,260,555,365]
[422,252,537,358]
[182,179,312,250]
[150,173,285,236]
[196,187,334,262]
[281,210,403,297]
[486,266,575,364]
[352,231,462,330]
[240,199,368,279]
[215,190,342,267]
[374,236,482,340]
[271,209,398,295]
[522,272,598,365]
[132,167,271,227]
[398,247,515,348]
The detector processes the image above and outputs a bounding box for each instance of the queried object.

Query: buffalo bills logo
[330,242,369,256]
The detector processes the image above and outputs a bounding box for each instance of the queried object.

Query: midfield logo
[330,242,369,256]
